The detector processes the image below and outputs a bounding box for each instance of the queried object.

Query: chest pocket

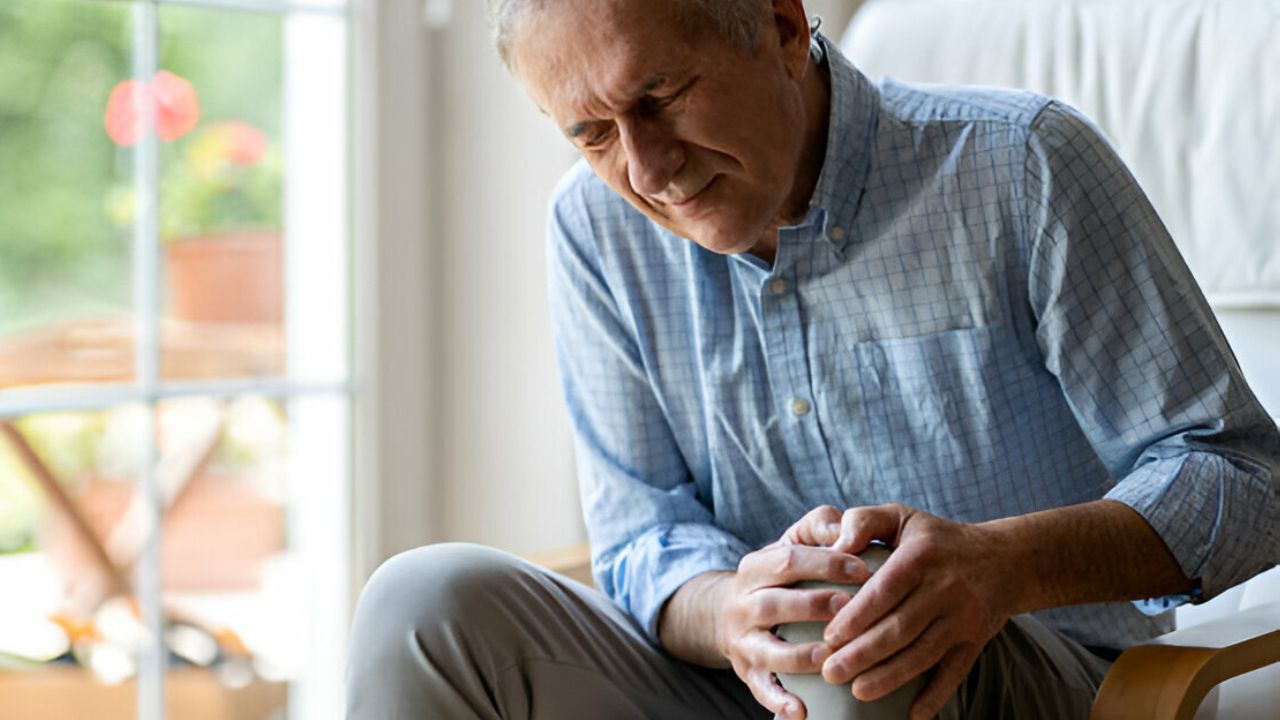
[854,325,1005,513]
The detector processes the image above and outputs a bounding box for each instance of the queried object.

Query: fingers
[846,620,948,700]
[907,642,982,720]
[824,552,921,646]
[833,504,912,554]
[779,505,843,547]
[738,629,833,674]
[744,667,807,720]
[738,544,870,589]
[750,587,853,628]
[822,579,931,684]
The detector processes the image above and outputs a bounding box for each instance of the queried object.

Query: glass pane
[0,397,312,719]
[152,394,351,719]
[157,7,287,381]
[156,395,291,720]
[0,0,135,390]
[0,405,143,719]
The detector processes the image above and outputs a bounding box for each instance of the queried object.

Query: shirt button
[769,278,787,295]
[829,226,846,241]
[790,398,811,416]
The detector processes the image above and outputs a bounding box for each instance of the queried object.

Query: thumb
[834,504,909,554]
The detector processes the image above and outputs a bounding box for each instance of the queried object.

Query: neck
[749,47,832,265]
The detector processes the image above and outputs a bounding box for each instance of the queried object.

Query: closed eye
[568,76,699,152]
[580,124,617,151]
[637,76,698,118]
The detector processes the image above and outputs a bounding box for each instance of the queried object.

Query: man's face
[513,0,814,257]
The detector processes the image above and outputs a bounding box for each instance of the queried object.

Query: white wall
[430,1,582,554]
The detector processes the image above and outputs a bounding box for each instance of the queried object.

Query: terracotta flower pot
[165,230,283,325]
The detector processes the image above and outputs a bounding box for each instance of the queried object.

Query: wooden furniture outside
[0,667,286,720]
[0,314,284,388]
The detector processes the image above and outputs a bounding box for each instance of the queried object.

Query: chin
[675,220,765,257]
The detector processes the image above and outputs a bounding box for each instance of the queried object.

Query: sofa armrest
[1091,600,1280,719]
[524,542,593,587]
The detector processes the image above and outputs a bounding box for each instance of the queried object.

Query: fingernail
[830,594,850,613]
[843,560,858,576]
[824,522,840,539]
[811,645,830,663]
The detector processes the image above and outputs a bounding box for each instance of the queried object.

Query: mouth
[665,175,718,211]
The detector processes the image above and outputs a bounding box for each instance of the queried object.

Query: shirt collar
[804,32,880,255]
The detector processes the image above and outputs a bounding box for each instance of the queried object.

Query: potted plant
[104,71,284,326]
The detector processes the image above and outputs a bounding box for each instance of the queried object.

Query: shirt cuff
[1104,450,1274,613]
[608,523,754,642]
[1131,587,1202,616]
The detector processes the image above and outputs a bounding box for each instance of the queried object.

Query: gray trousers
[345,543,1112,719]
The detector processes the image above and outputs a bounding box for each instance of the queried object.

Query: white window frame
[350,0,440,579]
[0,1,376,718]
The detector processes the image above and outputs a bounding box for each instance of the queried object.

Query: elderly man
[346,0,1280,718]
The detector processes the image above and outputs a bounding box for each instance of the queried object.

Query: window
[0,1,352,718]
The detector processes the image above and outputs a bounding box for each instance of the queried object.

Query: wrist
[974,500,1193,614]
[969,517,1036,617]
[658,570,735,668]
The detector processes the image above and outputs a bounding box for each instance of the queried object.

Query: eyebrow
[565,73,671,138]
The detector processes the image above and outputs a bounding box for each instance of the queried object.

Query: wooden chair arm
[1091,600,1280,719]
[524,542,594,587]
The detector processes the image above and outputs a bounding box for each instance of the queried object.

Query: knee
[356,542,519,625]
[349,543,526,659]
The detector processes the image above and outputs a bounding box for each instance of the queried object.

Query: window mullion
[129,1,165,718]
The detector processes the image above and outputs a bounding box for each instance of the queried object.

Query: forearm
[657,570,735,668]
[984,499,1195,616]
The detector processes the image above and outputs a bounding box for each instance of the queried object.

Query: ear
[769,0,812,80]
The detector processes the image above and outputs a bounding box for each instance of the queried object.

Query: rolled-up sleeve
[546,172,752,639]
[1023,102,1280,608]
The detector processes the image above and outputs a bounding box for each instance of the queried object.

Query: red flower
[104,70,201,147]
[151,71,200,142]
[104,79,148,147]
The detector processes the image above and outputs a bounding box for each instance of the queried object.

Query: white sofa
[839,1,1279,716]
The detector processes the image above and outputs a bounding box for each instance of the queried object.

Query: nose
[618,116,683,199]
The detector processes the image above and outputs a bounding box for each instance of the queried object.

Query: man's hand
[817,504,1013,720]
[677,508,874,719]
[662,500,1192,720]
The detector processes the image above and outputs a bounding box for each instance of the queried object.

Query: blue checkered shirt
[546,36,1280,650]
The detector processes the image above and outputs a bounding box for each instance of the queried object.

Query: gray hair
[490,0,770,72]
